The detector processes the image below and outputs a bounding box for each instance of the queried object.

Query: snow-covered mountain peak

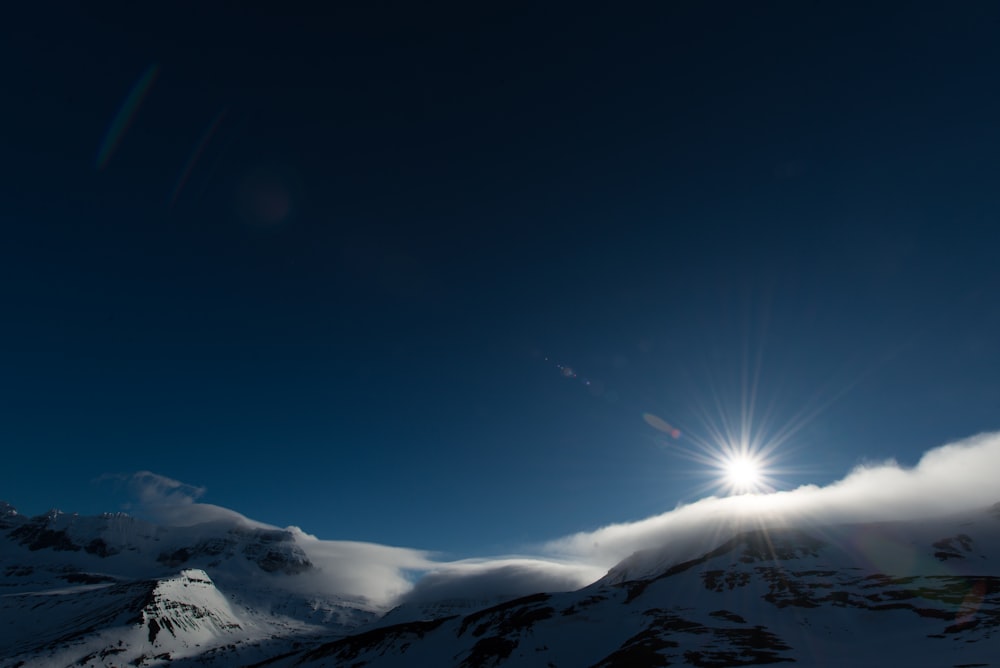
[0,503,17,532]
[261,506,1000,667]
[600,504,1000,589]
[0,504,383,667]
[4,500,1000,666]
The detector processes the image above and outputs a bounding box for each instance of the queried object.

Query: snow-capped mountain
[0,503,382,667]
[264,506,1000,667]
[2,500,1000,666]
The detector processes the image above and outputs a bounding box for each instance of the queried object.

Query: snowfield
[2,500,999,666]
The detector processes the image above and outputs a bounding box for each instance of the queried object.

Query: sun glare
[654,340,819,498]
[724,455,762,492]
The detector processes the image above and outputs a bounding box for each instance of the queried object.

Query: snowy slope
[4,501,1000,666]
[2,569,261,667]
[0,504,381,667]
[266,507,1000,667]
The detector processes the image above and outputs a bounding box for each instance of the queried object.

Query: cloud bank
[544,431,1000,577]
[289,529,436,605]
[117,472,436,606]
[121,432,1000,608]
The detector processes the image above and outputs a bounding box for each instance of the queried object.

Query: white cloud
[289,528,435,606]
[121,473,435,607]
[127,471,268,529]
[119,432,1000,609]
[542,431,1000,574]
[120,473,605,607]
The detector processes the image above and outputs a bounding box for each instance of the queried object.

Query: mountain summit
[1,502,999,666]
[0,503,380,667]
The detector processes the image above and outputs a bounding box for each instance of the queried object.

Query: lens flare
[95,63,160,169]
[169,108,227,206]
[643,413,682,439]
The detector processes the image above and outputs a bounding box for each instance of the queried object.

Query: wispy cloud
[126,471,267,528]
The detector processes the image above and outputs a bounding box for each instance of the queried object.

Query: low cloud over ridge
[400,558,605,605]
[544,431,1000,571]
[120,432,1000,608]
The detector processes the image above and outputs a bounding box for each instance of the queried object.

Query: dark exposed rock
[461,635,519,668]
[594,609,793,667]
[703,569,751,592]
[60,572,117,584]
[458,593,552,637]
[153,529,312,574]
[561,593,608,616]
[933,534,975,561]
[158,548,192,567]
[84,537,117,557]
[298,616,456,664]
[253,549,312,574]
[148,617,161,643]
[241,531,313,574]
[0,501,19,529]
[709,610,748,624]
[624,529,829,603]
[9,523,81,552]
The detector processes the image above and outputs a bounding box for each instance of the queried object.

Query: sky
[2,3,1000,557]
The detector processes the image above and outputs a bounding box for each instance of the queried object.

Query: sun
[724,455,762,492]
[664,426,779,496]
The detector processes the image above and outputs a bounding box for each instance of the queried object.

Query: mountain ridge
[2,501,1000,666]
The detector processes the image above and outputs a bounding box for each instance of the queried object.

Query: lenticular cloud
[542,431,1000,570]
[122,431,1000,607]
[127,470,268,529]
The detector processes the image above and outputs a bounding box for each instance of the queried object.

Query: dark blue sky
[2,3,1000,555]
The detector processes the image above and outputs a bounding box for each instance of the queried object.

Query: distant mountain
[2,501,999,667]
[272,508,1000,668]
[0,503,380,667]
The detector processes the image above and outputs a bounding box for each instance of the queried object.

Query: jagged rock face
[3,504,1000,666]
[1,506,141,558]
[0,569,254,667]
[8,518,81,552]
[244,528,313,574]
[0,503,18,530]
[1,576,159,661]
[136,570,245,651]
[0,504,312,576]
[155,527,313,575]
[0,506,375,667]
[266,515,1000,668]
